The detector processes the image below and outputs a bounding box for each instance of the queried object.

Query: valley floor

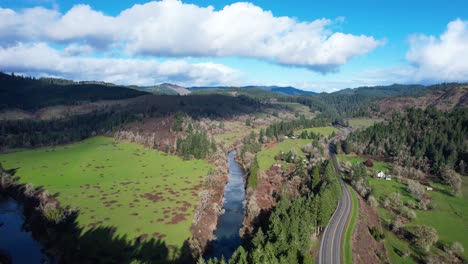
[0,136,212,258]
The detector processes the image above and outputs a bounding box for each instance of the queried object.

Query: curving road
[318,145,352,264]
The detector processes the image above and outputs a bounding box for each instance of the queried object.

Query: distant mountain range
[188,85,317,96]
[140,83,190,96]
[333,83,458,97]
[144,83,466,97]
[139,83,317,96]
[1,71,466,112]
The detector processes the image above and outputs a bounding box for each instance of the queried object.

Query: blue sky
[0,0,467,91]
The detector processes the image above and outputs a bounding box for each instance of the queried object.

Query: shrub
[400,206,417,221]
[407,180,425,200]
[449,241,464,258]
[441,167,462,196]
[39,203,67,224]
[406,200,417,209]
[401,249,410,258]
[370,226,384,241]
[384,192,403,210]
[391,216,403,232]
[367,195,378,208]
[412,225,438,252]
[23,183,35,197]
[418,198,430,210]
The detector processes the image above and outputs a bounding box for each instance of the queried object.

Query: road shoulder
[343,184,359,264]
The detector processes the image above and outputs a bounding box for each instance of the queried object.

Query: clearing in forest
[294,126,339,137]
[347,118,384,129]
[257,139,311,171]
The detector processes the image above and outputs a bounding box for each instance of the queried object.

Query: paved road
[318,145,352,264]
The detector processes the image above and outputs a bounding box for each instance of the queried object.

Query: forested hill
[0,72,149,110]
[189,85,317,95]
[374,85,468,113]
[334,83,463,97]
[142,83,191,95]
[346,108,468,173]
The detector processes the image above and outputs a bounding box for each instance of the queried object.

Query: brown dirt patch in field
[167,213,187,224]
[140,192,164,202]
[103,200,117,207]
[352,194,387,264]
[264,141,278,149]
[152,232,167,239]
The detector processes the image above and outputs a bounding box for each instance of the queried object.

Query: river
[205,150,246,260]
[0,194,51,263]
[0,150,246,262]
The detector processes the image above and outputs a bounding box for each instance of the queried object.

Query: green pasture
[257,139,310,171]
[0,136,212,257]
[347,118,384,129]
[295,126,339,137]
[337,155,391,172]
[369,177,468,260]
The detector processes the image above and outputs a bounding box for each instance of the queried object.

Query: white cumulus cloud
[0,42,239,86]
[0,0,382,72]
[406,18,468,82]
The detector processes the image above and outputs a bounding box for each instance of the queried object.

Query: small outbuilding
[376,171,385,179]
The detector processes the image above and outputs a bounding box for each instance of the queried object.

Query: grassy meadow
[0,136,212,255]
[257,138,311,171]
[255,127,337,172]
[295,126,339,137]
[371,178,468,261]
[337,154,391,172]
[347,118,384,129]
[340,154,468,261]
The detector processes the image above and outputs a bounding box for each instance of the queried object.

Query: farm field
[295,126,339,137]
[257,138,311,171]
[342,154,468,261]
[272,102,314,116]
[369,178,468,260]
[347,118,384,129]
[0,136,212,257]
[213,120,261,147]
[337,154,391,172]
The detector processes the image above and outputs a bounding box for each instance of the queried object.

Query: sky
[0,0,467,92]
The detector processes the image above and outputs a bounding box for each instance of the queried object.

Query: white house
[376,171,385,179]
[385,175,392,181]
